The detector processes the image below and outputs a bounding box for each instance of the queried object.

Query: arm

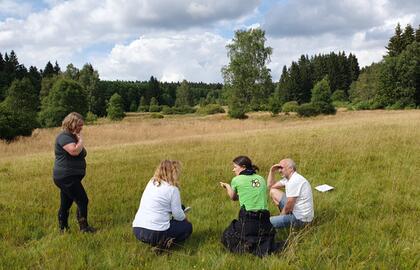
[62,134,84,156]
[170,188,186,221]
[219,182,238,201]
[281,197,297,215]
[267,164,280,189]
[267,164,282,189]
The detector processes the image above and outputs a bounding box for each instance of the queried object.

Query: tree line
[0,53,223,141]
[222,23,420,118]
[349,23,420,109]
[1,22,419,141]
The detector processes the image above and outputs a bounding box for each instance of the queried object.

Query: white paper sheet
[315,184,335,192]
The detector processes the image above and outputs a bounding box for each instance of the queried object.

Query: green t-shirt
[231,174,268,211]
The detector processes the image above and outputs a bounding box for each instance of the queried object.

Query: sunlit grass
[1,110,419,269]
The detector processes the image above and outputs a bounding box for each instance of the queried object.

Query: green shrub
[268,95,281,116]
[313,101,336,115]
[296,103,320,117]
[228,107,248,119]
[282,101,299,113]
[0,105,37,142]
[331,90,347,102]
[332,101,350,108]
[196,104,225,115]
[149,105,161,112]
[38,78,88,127]
[150,113,164,119]
[107,93,125,120]
[129,101,138,112]
[137,106,149,112]
[85,111,98,124]
[162,106,196,115]
[161,106,174,114]
[353,101,373,110]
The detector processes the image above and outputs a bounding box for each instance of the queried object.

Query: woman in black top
[53,112,95,233]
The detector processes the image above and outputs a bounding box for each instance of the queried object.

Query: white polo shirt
[280,172,314,222]
[132,179,185,231]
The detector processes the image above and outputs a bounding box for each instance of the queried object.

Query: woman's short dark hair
[232,155,259,171]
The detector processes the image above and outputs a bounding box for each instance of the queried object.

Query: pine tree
[377,42,419,108]
[27,66,42,102]
[386,23,404,57]
[78,63,100,114]
[0,53,6,100]
[146,76,161,104]
[402,24,415,50]
[42,61,55,78]
[415,24,420,43]
[348,53,360,82]
[53,61,61,75]
[297,55,313,103]
[277,65,291,104]
[288,61,301,102]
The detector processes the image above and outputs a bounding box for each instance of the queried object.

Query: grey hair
[284,158,297,171]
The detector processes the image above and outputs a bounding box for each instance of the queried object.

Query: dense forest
[0,23,419,141]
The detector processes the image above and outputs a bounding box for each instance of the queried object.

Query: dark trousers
[133,219,193,247]
[53,175,89,222]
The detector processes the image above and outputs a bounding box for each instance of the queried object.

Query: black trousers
[221,207,279,256]
[53,175,89,221]
[133,219,193,247]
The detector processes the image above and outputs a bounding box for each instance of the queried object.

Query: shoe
[78,217,97,233]
[58,210,70,232]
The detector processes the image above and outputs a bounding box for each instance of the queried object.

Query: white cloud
[264,0,389,37]
[0,0,419,82]
[94,31,228,82]
[0,0,258,74]
[0,0,34,18]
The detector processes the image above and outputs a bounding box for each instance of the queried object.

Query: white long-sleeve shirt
[132,179,186,231]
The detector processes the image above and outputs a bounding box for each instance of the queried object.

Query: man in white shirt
[267,158,314,228]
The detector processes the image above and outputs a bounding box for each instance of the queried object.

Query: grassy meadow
[0,110,419,269]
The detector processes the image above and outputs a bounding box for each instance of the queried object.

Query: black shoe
[58,211,69,232]
[78,217,97,233]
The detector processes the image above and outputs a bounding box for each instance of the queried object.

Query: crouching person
[267,159,314,229]
[220,156,280,257]
[132,160,192,251]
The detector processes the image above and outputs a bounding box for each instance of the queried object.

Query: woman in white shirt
[132,160,192,249]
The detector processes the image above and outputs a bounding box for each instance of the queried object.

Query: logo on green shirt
[251,179,261,188]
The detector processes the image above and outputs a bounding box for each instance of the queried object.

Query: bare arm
[220,182,238,201]
[62,134,84,156]
[281,197,297,215]
[267,164,283,189]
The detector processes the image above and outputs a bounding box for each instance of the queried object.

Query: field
[1,110,419,269]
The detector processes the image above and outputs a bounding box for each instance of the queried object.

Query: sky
[0,0,419,83]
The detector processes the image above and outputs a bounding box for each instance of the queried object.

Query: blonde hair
[152,160,182,187]
[62,112,84,133]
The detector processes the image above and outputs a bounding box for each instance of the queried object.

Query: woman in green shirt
[220,156,279,256]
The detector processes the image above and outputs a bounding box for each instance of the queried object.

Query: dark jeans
[53,175,89,222]
[133,219,193,247]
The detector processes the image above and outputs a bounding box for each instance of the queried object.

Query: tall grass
[1,110,419,269]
